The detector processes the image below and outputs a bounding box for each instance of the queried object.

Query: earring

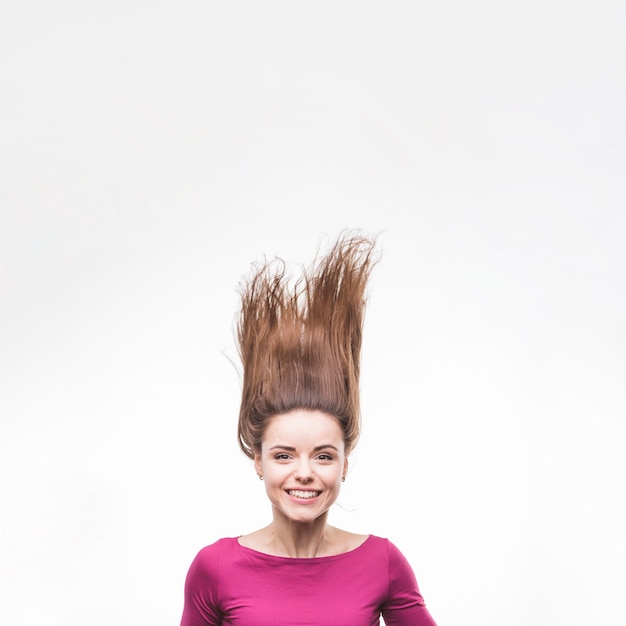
[258,474,264,480]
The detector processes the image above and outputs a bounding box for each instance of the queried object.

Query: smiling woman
[179,232,437,626]
[252,410,347,530]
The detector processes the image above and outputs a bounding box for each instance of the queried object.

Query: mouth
[287,489,321,500]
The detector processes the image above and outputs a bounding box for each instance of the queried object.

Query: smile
[287,490,321,499]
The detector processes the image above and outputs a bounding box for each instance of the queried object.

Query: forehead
[262,410,345,449]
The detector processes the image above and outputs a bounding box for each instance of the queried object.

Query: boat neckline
[234,533,374,561]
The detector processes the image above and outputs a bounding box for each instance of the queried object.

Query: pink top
[180,535,437,626]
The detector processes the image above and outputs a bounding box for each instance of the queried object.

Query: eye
[274,453,291,461]
[316,453,334,462]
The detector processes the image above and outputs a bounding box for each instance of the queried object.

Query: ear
[254,453,263,478]
[342,457,348,481]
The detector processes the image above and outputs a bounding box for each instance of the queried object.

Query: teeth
[288,490,320,499]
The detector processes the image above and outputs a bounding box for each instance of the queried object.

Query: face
[254,409,348,525]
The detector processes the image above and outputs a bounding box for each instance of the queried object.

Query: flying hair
[236,231,378,459]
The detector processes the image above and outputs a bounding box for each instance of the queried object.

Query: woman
[180,233,437,626]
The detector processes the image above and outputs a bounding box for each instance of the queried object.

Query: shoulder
[361,536,418,577]
[193,537,238,559]
[373,535,411,561]
[182,539,239,625]
[357,534,398,556]
[186,537,239,578]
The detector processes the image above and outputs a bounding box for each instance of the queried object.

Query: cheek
[319,466,344,485]
[264,464,290,484]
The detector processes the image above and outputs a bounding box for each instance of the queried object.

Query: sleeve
[381,540,438,626]
[180,546,223,626]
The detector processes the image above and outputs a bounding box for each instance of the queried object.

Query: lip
[285,489,322,503]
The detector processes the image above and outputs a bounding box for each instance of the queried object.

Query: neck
[267,509,331,558]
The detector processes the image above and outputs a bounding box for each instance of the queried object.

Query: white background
[1,2,625,625]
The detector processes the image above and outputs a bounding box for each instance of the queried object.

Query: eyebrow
[269,444,339,452]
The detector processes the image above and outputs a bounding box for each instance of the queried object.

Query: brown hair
[236,232,377,459]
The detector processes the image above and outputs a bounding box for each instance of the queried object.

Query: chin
[281,508,327,524]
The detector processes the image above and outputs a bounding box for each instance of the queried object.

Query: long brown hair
[236,232,377,459]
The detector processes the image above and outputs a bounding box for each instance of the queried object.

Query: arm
[180,547,223,626]
[381,540,437,626]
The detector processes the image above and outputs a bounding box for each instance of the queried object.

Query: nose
[294,458,314,482]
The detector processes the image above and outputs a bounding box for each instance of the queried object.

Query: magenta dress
[180,535,437,626]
